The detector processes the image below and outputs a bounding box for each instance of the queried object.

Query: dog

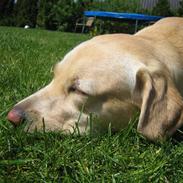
[7,17,183,141]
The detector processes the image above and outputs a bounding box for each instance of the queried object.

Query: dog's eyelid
[68,85,88,96]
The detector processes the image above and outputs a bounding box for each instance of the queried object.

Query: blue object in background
[84,11,164,33]
[84,11,163,21]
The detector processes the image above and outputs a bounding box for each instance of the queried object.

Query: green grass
[0,26,183,183]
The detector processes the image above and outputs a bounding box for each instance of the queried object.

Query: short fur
[8,17,183,140]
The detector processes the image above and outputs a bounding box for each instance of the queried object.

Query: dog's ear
[133,69,183,141]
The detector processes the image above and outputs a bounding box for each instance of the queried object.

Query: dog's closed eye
[68,85,77,92]
[68,79,95,96]
[68,85,88,96]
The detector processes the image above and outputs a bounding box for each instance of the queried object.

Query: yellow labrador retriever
[7,17,183,141]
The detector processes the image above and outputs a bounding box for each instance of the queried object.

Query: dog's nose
[7,107,25,126]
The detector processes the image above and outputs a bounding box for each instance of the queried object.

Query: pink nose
[7,107,25,126]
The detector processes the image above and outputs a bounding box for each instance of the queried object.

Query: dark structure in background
[140,0,180,10]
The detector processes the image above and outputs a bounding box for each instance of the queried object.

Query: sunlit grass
[0,26,183,182]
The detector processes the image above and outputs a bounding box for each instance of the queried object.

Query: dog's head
[7,35,183,140]
[7,37,138,134]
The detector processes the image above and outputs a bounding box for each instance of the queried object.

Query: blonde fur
[8,17,183,140]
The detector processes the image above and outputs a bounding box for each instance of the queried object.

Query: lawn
[0,27,183,183]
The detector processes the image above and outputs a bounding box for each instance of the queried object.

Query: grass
[0,26,183,183]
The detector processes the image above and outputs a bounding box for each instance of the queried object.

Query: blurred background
[0,0,183,34]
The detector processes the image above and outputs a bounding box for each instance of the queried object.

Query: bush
[0,0,180,33]
[152,0,173,16]
[0,0,15,26]
[14,0,38,27]
[36,0,46,28]
[177,0,183,16]
[86,0,139,13]
[42,0,58,30]
[36,0,84,31]
[49,0,83,31]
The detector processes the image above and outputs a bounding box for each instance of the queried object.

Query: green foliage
[177,0,183,16]
[14,0,38,27]
[47,0,83,31]
[42,0,58,30]
[36,0,46,28]
[0,0,181,33]
[90,19,138,36]
[36,0,84,31]
[152,0,173,16]
[0,0,15,26]
[87,0,140,13]
[1,26,183,183]
[0,0,14,17]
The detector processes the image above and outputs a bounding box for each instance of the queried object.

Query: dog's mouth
[172,126,183,142]
[9,110,41,132]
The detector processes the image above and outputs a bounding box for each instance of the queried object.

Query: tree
[152,0,173,17]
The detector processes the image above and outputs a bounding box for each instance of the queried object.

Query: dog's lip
[172,127,183,141]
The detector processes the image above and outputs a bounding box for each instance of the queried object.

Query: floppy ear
[133,69,183,140]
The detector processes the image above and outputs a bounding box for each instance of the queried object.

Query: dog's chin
[18,115,61,133]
